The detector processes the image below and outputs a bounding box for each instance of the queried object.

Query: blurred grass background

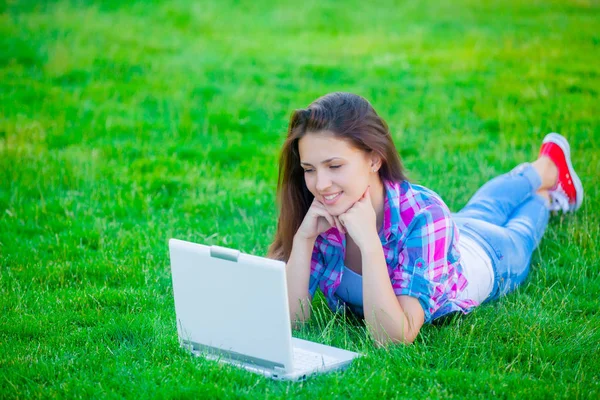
[1,0,599,398]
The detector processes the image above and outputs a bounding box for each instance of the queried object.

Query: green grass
[1,0,599,397]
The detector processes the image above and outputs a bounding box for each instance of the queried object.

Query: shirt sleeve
[308,241,325,299]
[393,203,456,323]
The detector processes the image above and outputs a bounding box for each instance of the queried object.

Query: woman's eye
[303,169,314,173]
[330,165,341,169]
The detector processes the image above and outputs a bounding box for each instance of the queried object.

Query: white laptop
[168,238,361,381]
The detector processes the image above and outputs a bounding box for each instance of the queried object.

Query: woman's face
[298,131,380,216]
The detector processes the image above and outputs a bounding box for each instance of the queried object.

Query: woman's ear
[370,153,383,172]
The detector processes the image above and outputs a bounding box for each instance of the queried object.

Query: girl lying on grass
[268,92,584,346]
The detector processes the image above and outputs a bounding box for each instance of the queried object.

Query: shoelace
[548,185,571,212]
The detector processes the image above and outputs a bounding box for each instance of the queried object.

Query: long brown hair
[267,92,407,261]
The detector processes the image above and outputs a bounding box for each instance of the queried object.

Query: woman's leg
[456,132,583,301]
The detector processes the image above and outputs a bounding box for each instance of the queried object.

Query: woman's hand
[338,186,379,250]
[295,198,345,242]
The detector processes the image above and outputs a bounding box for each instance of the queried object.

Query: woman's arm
[284,198,340,328]
[337,187,425,346]
[285,234,315,328]
[361,241,425,346]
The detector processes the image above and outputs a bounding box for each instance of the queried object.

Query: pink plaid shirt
[309,180,477,323]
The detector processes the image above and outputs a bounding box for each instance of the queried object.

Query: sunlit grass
[1,0,599,398]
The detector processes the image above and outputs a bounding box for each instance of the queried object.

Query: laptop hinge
[210,246,240,262]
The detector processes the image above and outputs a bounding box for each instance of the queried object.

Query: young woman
[268,92,584,346]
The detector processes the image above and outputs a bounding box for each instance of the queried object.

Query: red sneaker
[539,133,584,212]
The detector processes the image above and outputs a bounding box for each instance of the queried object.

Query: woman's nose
[315,170,331,192]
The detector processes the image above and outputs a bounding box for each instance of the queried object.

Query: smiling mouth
[322,191,343,204]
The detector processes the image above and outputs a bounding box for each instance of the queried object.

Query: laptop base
[187,337,360,381]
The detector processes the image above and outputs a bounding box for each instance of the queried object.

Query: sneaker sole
[542,132,584,211]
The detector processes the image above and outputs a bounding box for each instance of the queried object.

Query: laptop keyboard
[292,347,339,370]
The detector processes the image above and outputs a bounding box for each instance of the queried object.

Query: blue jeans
[453,164,550,302]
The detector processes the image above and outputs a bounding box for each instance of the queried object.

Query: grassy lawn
[1,0,599,397]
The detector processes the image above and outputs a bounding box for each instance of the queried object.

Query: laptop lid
[169,238,294,372]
